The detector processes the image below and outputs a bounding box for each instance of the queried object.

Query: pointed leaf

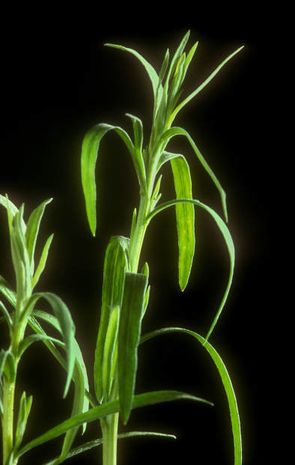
[147,198,235,338]
[118,272,148,424]
[101,305,120,399]
[170,154,195,291]
[35,292,76,397]
[0,300,12,327]
[159,127,228,221]
[18,390,211,457]
[15,392,33,449]
[81,123,135,236]
[18,334,63,357]
[0,275,16,306]
[44,431,176,464]
[32,234,54,288]
[170,46,244,124]
[25,198,52,274]
[94,236,129,402]
[165,30,190,86]
[141,327,242,465]
[105,43,161,102]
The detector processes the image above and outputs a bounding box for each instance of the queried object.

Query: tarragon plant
[1,31,244,465]
[0,195,89,465]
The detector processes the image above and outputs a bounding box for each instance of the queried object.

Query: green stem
[2,378,16,465]
[101,413,119,465]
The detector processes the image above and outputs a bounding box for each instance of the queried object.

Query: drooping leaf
[170,154,195,291]
[81,123,136,236]
[158,126,228,221]
[29,311,90,455]
[25,199,52,274]
[18,334,63,357]
[169,46,244,124]
[18,390,211,457]
[94,236,129,402]
[15,392,33,449]
[44,431,176,464]
[32,234,54,288]
[34,292,76,397]
[0,300,12,327]
[147,198,235,338]
[141,327,242,465]
[105,43,161,104]
[118,272,148,424]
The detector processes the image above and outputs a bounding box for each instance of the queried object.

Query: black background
[0,4,282,465]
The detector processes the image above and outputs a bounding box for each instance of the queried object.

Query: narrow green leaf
[165,30,191,87]
[15,392,33,449]
[18,334,63,357]
[159,49,170,83]
[44,431,176,464]
[118,272,148,424]
[159,127,228,221]
[29,312,90,454]
[170,46,244,124]
[147,198,235,338]
[32,234,54,288]
[35,292,76,397]
[105,43,161,102]
[18,390,210,457]
[170,154,195,291]
[94,236,129,402]
[0,300,12,327]
[101,305,120,399]
[0,194,19,216]
[125,113,143,153]
[25,199,52,274]
[141,327,242,465]
[11,207,32,300]
[81,123,135,236]
[0,275,16,307]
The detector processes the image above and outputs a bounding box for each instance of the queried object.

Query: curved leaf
[81,123,138,235]
[105,43,161,103]
[44,431,176,464]
[141,327,242,465]
[34,292,76,397]
[18,390,211,457]
[147,198,235,338]
[15,392,33,449]
[159,127,228,221]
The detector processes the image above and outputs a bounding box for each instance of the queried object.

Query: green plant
[1,30,244,465]
[0,195,89,465]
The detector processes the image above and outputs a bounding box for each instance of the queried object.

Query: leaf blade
[118,272,148,424]
[18,390,211,457]
[141,327,242,465]
[147,198,235,338]
[170,154,195,291]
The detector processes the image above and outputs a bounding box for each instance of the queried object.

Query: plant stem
[101,413,119,465]
[2,377,16,464]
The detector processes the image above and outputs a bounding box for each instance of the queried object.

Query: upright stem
[101,413,119,465]
[2,378,16,464]
[101,189,153,465]
[2,315,26,465]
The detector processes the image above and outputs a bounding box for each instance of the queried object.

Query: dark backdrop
[0,6,280,465]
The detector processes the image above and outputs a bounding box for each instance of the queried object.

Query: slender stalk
[101,413,119,465]
[2,378,16,464]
